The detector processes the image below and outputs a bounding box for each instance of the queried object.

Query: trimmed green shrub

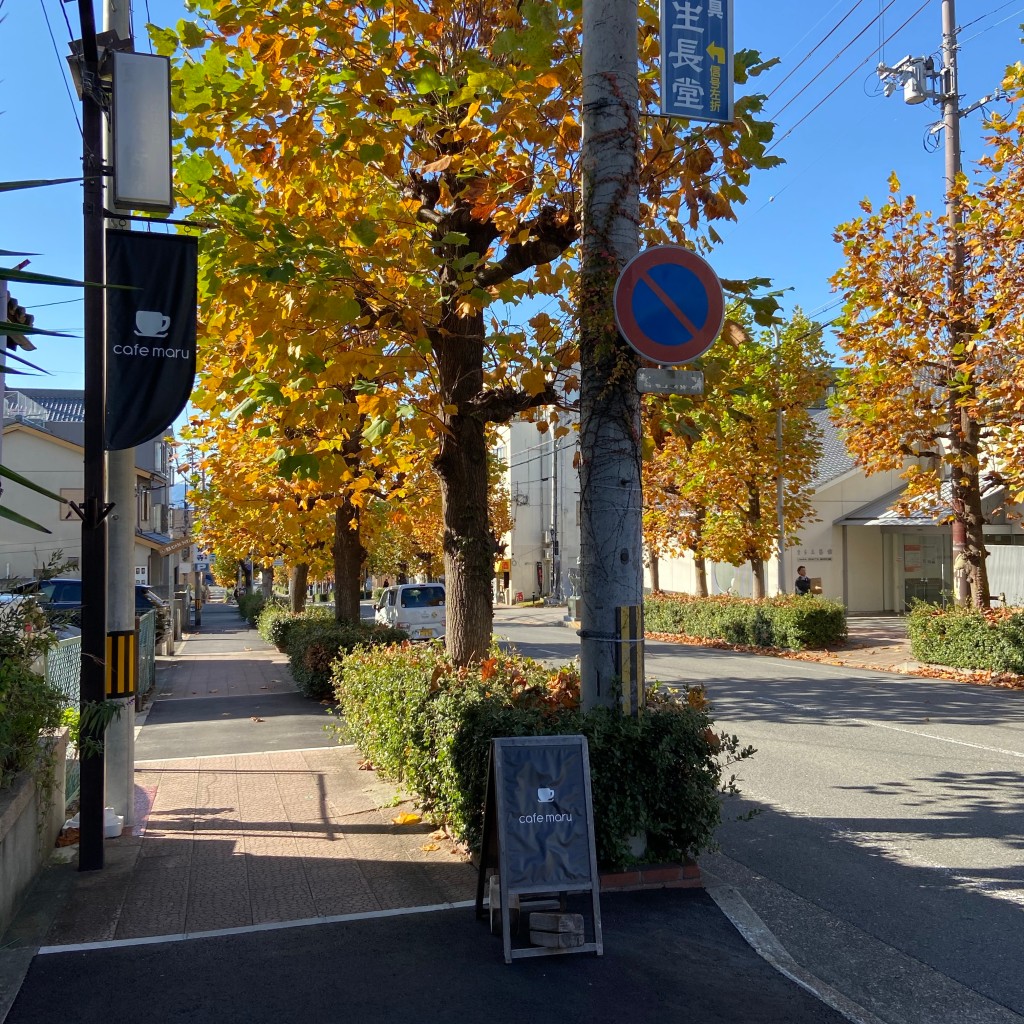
[332,645,753,869]
[236,590,266,626]
[645,593,846,650]
[256,603,333,649]
[284,618,408,699]
[907,603,1024,672]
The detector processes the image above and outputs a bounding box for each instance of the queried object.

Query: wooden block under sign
[530,928,585,949]
[529,912,584,934]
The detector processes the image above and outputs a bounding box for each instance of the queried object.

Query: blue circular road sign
[613,246,725,365]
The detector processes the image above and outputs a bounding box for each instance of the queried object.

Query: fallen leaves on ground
[250,716,265,722]
[393,812,421,826]
[421,841,441,852]
[357,758,374,771]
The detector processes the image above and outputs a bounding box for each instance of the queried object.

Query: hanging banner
[660,0,734,124]
[105,230,198,451]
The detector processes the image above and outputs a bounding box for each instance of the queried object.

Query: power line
[961,5,1024,44]
[767,0,870,102]
[40,0,82,135]
[960,0,1020,32]
[768,0,933,156]
[769,0,898,124]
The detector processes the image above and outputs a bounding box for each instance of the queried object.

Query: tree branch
[474,205,578,288]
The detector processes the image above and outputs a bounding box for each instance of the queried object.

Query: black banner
[105,230,198,451]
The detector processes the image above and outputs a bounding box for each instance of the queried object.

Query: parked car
[374,583,446,640]
[10,578,170,641]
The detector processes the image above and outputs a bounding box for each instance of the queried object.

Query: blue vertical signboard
[660,0,734,124]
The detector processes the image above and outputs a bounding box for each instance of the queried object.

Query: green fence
[137,610,156,703]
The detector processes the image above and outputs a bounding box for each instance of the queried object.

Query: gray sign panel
[636,368,704,395]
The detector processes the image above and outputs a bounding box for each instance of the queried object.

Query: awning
[137,530,188,555]
[834,481,1006,528]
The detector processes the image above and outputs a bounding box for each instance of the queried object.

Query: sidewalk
[1,602,856,1024]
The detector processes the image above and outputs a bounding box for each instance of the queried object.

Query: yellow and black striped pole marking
[105,630,137,698]
[615,605,645,717]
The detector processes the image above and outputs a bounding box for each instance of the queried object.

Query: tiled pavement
[9,603,476,949]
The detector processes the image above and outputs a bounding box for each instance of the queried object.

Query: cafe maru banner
[660,0,734,124]
[105,230,198,451]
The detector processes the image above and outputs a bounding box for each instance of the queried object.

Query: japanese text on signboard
[660,0,733,123]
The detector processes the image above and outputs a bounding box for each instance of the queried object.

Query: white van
[374,583,446,640]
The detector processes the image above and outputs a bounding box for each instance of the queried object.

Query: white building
[494,417,579,604]
[497,406,1024,611]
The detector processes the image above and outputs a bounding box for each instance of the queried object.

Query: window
[137,487,152,524]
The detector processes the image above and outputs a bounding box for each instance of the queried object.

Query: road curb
[703,873,891,1024]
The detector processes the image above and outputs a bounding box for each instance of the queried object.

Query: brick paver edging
[600,861,702,892]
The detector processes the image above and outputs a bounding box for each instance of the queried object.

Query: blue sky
[3,0,1022,394]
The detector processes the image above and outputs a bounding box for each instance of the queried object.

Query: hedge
[331,645,753,870]
[645,593,847,650]
[236,590,266,627]
[256,602,333,649]
[907,603,1024,673]
[283,617,408,699]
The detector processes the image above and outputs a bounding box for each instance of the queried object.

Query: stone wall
[0,730,68,936]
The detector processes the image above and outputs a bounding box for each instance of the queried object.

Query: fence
[45,634,81,810]
[136,610,156,706]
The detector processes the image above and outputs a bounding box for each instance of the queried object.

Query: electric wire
[769,0,899,124]
[40,0,82,135]
[767,0,870,102]
[768,0,933,156]
[960,0,1020,32]
[961,6,1024,45]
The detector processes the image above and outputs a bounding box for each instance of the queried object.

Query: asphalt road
[495,614,1024,1024]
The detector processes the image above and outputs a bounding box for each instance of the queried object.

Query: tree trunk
[333,503,366,624]
[750,556,766,600]
[694,557,708,598]
[433,306,493,665]
[952,411,990,607]
[648,551,660,593]
[261,566,274,601]
[694,508,708,597]
[289,563,308,613]
[745,482,767,599]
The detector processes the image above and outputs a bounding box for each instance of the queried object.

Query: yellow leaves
[520,365,549,397]
[392,812,421,826]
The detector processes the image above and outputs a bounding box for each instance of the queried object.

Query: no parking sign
[613,246,725,365]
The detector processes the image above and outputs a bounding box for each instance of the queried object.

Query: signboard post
[660,0,734,124]
[475,735,603,963]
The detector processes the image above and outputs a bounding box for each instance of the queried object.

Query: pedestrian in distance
[795,565,812,596]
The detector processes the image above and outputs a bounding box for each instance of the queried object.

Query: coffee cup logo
[537,787,555,803]
[134,310,171,338]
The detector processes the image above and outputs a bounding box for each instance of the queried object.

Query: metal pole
[77,0,108,872]
[578,0,642,711]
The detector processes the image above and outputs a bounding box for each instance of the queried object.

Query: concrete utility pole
[578,0,642,710]
[877,0,993,606]
[104,0,137,828]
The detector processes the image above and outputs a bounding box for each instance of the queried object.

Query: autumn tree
[161,0,779,663]
[832,69,1024,607]
[644,311,831,597]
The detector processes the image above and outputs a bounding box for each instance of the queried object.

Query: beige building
[1,389,181,596]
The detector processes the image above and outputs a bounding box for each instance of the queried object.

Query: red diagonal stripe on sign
[638,269,699,339]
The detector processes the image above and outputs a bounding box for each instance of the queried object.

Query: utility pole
[774,327,786,597]
[550,431,561,603]
[578,0,642,710]
[75,0,109,872]
[877,0,993,606]
[104,0,136,828]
